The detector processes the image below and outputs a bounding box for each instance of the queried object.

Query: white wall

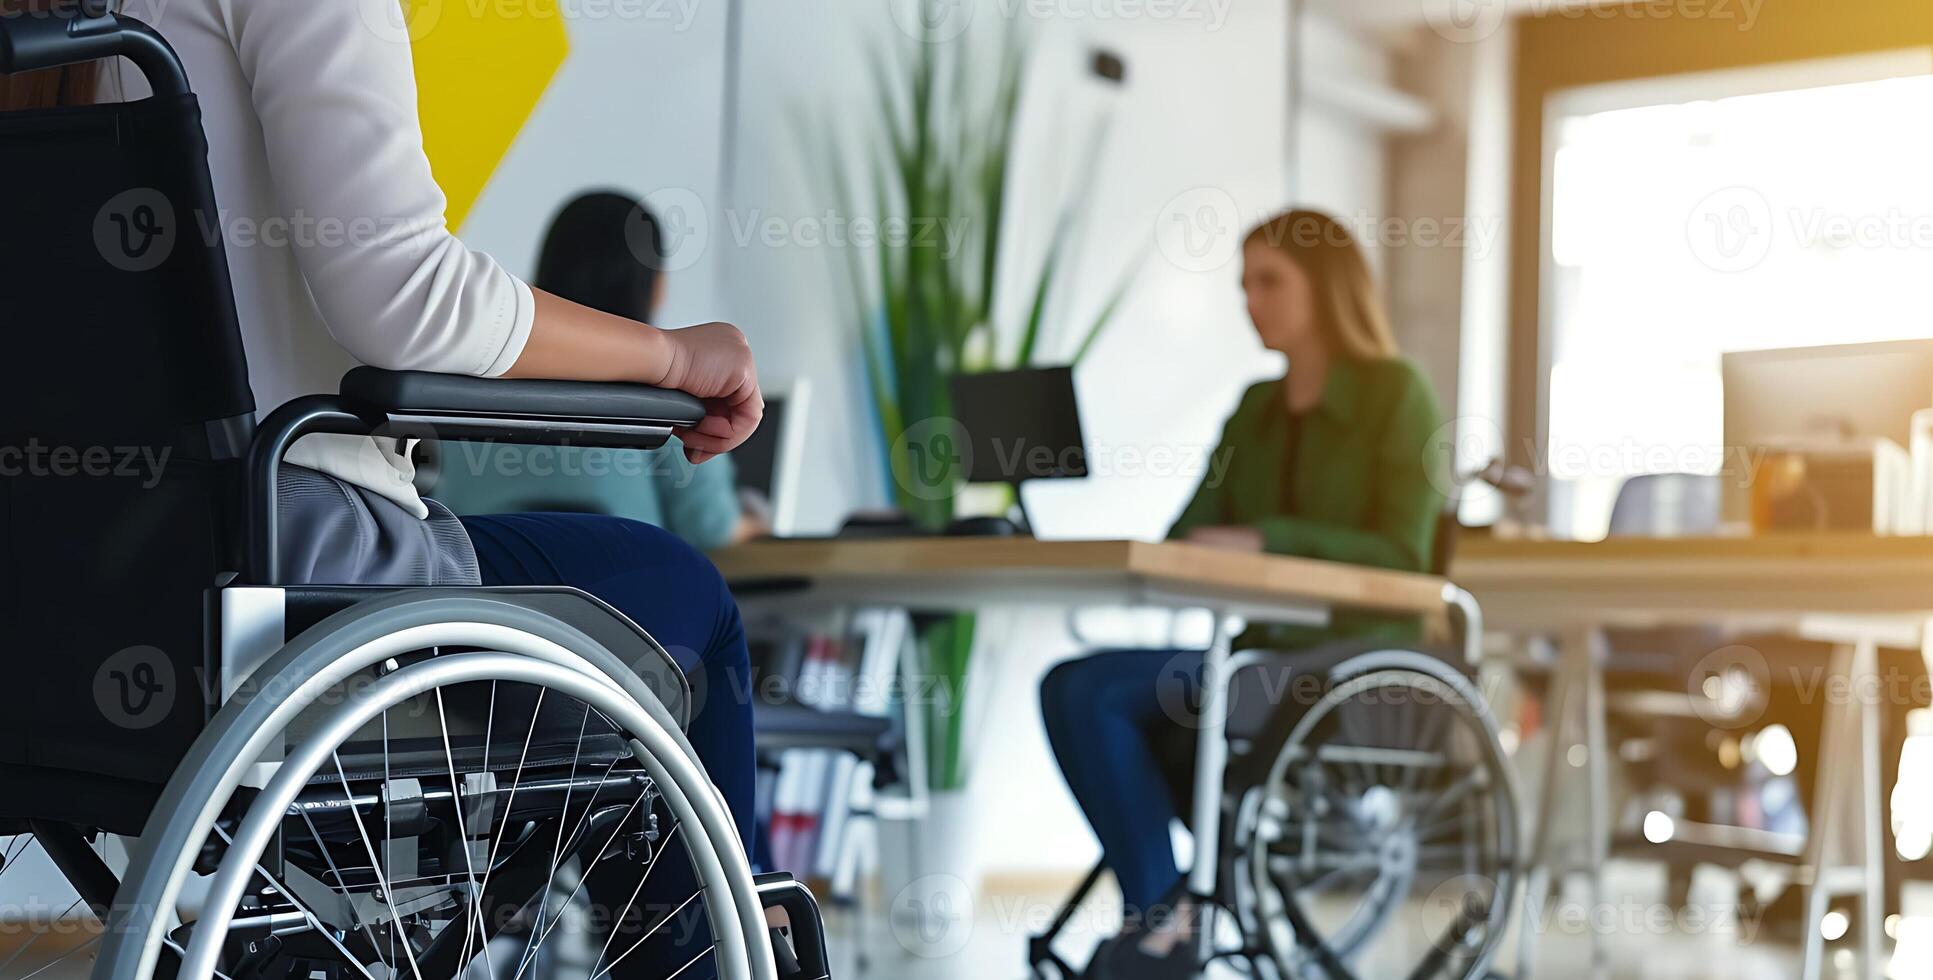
[460,5,733,332]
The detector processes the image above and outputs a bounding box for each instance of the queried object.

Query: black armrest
[340,368,705,450]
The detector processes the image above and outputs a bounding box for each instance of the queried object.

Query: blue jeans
[1040,648,1204,912]
[460,513,752,978]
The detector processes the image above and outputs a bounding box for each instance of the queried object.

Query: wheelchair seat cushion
[278,465,481,586]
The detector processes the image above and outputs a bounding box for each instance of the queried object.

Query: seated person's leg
[1040,648,1203,914]
[457,512,754,840]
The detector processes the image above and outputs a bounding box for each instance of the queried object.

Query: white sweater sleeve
[222,0,533,377]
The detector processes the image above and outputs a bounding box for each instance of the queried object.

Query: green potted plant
[811,7,1141,801]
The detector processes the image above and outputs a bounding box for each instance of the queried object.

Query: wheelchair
[1029,532,1522,979]
[0,6,826,980]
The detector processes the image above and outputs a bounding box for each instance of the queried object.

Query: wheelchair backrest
[1,8,255,786]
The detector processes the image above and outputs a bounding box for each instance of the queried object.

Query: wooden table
[1451,533,1933,980]
[715,537,1450,620]
[713,536,1462,906]
[1454,533,1933,627]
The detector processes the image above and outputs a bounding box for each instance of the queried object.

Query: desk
[714,537,1461,912]
[1452,533,1933,979]
[715,537,1450,619]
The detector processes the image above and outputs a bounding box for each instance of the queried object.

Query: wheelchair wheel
[91,595,778,980]
[1240,651,1518,980]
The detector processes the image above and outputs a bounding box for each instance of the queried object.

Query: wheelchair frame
[1029,584,1519,980]
[0,8,830,977]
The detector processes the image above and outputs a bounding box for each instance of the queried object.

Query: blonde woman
[1039,210,1448,977]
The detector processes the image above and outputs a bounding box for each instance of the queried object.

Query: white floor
[5,864,1924,979]
[821,865,1926,980]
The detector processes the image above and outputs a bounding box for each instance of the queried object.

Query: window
[1540,52,1933,539]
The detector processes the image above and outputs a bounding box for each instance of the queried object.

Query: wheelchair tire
[90,593,778,980]
[1239,650,1520,980]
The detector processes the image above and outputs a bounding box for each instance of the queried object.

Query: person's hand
[1185,525,1264,552]
[652,321,763,463]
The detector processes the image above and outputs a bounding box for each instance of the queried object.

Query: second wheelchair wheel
[92,595,778,980]
[1240,651,1519,980]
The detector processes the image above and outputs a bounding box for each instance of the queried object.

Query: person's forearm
[502,287,673,384]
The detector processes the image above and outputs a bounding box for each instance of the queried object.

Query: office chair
[0,6,826,979]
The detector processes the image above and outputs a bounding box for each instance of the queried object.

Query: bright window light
[1545,70,1933,539]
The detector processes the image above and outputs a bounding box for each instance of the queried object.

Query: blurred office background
[21,0,1933,978]
[398,0,1933,976]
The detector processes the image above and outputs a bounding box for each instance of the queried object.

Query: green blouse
[1168,357,1448,649]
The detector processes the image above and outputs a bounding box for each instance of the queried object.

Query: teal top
[428,436,741,551]
[1168,357,1448,649]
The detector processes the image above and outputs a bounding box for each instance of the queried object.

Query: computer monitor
[1723,340,1933,450]
[730,377,810,537]
[947,366,1089,486]
[1722,340,1933,525]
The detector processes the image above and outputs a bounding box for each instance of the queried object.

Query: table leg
[1520,627,1608,978]
[1188,612,1235,966]
[1857,638,1886,978]
[1798,639,1890,980]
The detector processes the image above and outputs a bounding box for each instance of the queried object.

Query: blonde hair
[1243,209,1399,361]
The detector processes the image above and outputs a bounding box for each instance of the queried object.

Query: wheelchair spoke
[382,704,396,973]
[465,687,546,980]
[511,785,654,980]
[215,825,381,980]
[585,821,686,974]
[431,683,493,978]
[331,750,428,980]
[517,703,595,972]
[295,810,392,975]
[0,896,84,977]
[592,891,705,980]
[14,931,101,980]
